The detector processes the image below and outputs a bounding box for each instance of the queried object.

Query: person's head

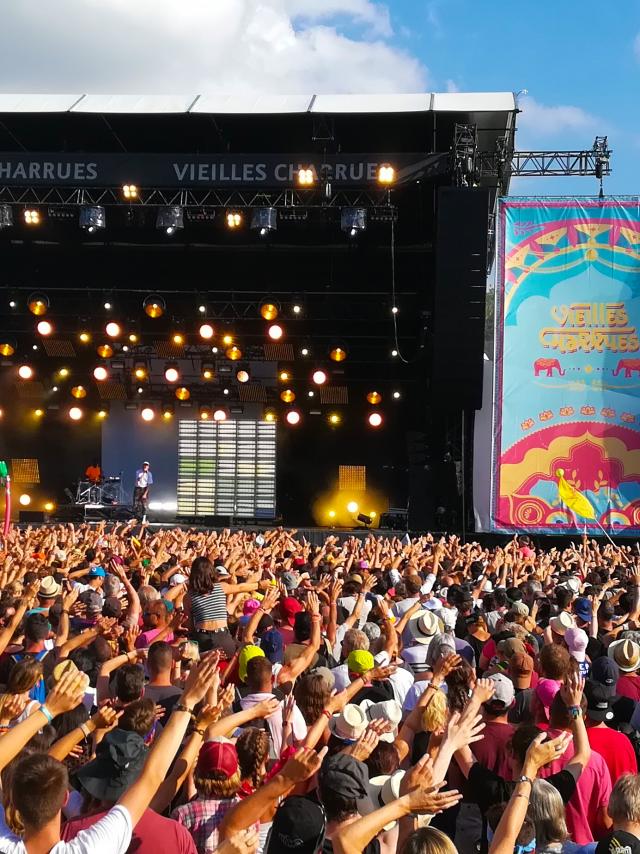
[6,754,68,836]
[294,611,312,643]
[236,727,270,789]
[422,688,448,735]
[483,673,515,719]
[137,585,161,610]
[294,672,332,726]
[194,739,241,800]
[529,778,569,846]
[85,567,106,589]
[445,659,476,713]
[341,628,369,660]
[609,774,640,825]
[142,599,168,630]
[189,557,217,596]
[115,664,145,704]
[148,640,173,678]
[6,658,43,695]
[246,657,273,693]
[402,827,458,854]
[102,574,120,599]
[507,723,544,774]
[555,587,574,611]
[24,613,50,645]
[521,579,543,606]
[318,754,369,822]
[142,462,150,471]
[365,742,400,778]
[119,698,156,738]
[549,691,586,730]
[539,643,571,680]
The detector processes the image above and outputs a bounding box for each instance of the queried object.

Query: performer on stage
[133,461,153,520]
[85,461,102,484]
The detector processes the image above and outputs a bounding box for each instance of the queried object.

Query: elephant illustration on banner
[534,358,565,377]
[612,359,640,378]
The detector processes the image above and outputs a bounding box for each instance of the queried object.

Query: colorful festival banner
[492,198,640,534]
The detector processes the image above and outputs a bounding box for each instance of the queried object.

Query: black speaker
[19,510,46,523]
[432,187,489,409]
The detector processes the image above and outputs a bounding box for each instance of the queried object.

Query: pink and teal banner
[492,198,640,534]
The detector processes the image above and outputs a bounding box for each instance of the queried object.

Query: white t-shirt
[0,804,132,854]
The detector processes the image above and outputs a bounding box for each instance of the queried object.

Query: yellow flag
[555,468,596,520]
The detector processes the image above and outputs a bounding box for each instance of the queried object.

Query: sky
[0,0,638,196]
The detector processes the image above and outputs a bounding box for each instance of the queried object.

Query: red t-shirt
[616,674,640,702]
[63,807,197,854]
[471,720,515,779]
[587,723,638,781]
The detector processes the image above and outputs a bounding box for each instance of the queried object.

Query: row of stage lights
[0,166,395,237]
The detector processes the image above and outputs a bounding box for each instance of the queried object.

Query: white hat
[215,565,230,577]
[142,461,150,466]
[328,704,368,741]
[608,639,640,673]
[360,699,402,742]
[439,609,457,632]
[550,611,574,636]
[367,771,406,830]
[407,609,439,645]
[169,572,188,587]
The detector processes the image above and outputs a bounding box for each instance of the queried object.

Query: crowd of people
[1,523,640,853]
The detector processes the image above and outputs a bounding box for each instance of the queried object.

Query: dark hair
[406,578,422,597]
[294,612,312,643]
[508,724,543,765]
[24,613,50,643]
[52,705,89,738]
[119,698,156,737]
[189,557,217,596]
[555,588,573,610]
[319,782,357,822]
[487,803,535,846]
[445,660,475,713]
[494,589,507,608]
[246,657,273,692]
[394,582,407,599]
[10,754,68,831]
[115,664,145,703]
[236,727,270,790]
[294,673,331,725]
[148,640,173,674]
[539,644,570,681]
[366,742,400,778]
[506,587,523,604]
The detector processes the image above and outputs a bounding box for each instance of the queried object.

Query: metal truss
[478,147,612,178]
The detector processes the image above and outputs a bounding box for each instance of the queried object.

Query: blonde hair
[609,774,640,824]
[529,779,569,846]
[422,690,447,733]
[403,826,458,854]
[194,769,241,800]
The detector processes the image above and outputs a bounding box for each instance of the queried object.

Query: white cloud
[445,79,460,93]
[0,0,425,95]
[517,95,598,139]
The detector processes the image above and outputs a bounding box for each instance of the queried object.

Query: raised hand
[443,710,485,751]
[370,664,397,682]
[560,671,584,709]
[45,669,86,717]
[524,731,571,773]
[0,694,28,725]
[306,591,320,616]
[91,705,119,732]
[254,697,280,718]
[282,745,328,783]
[432,653,462,685]
[214,827,259,854]
[343,726,381,762]
[471,677,496,706]
[182,651,221,707]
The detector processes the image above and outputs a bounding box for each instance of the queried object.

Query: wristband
[193,726,206,737]
[80,723,92,739]
[568,705,582,719]
[517,775,533,786]
[39,704,54,723]
[174,703,196,719]
[322,710,332,720]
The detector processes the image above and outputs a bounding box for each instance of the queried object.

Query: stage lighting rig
[79,205,105,233]
[251,207,277,236]
[0,205,13,230]
[156,205,184,235]
[341,207,366,237]
[143,295,166,318]
[28,292,49,316]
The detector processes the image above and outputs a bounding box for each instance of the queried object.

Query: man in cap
[574,596,606,660]
[565,626,590,679]
[508,652,535,724]
[471,672,515,778]
[584,680,637,781]
[265,796,326,854]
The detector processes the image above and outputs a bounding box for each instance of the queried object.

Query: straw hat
[328,704,368,741]
[608,639,640,673]
[367,771,406,830]
[549,611,574,636]
[360,699,402,742]
[407,610,439,645]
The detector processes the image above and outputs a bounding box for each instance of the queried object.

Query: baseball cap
[260,628,284,665]
[169,572,188,587]
[88,566,106,578]
[596,830,640,854]
[102,596,122,618]
[238,644,265,682]
[565,627,589,663]
[584,681,615,723]
[535,678,562,719]
[266,796,326,854]
[609,639,640,673]
[591,657,619,696]
[196,738,239,777]
[215,565,230,577]
[485,673,515,711]
[78,589,103,616]
[511,601,530,617]
[74,730,147,802]
[550,611,574,636]
[510,652,534,689]
[573,597,593,624]
[281,596,303,627]
[498,638,526,660]
[347,649,375,676]
[142,461,150,466]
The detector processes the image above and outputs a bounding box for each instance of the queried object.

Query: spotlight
[341,207,367,237]
[79,332,91,343]
[71,385,87,399]
[370,511,377,519]
[122,184,138,199]
[79,205,105,232]
[268,324,283,340]
[393,391,401,399]
[202,362,215,380]
[36,320,53,336]
[0,204,13,230]
[33,409,44,418]
[199,323,214,340]
[162,403,174,419]
[312,369,327,385]
[128,333,139,343]
[104,302,112,310]
[222,334,234,346]
[329,346,346,362]
[357,513,373,526]
[328,412,341,426]
[58,368,69,378]
[368,412,383,428]
[213,408,227,422]
[52,386,58,392]
[226,345,242,360]
[279,371,290,382]
[211,347,218,354]
[226,211,242,229]
[199,406,211,420]
[347,501,359,513]
[28,292,49,316]
[367,391,382,405]
[156,205,183,235]
[105,321,121,338]
[263,409,277,423]
[260,303,279,321]
[19,494,31,506]
[377,164,395,184]
[301,348,309,356]
[308,391,314,398]
[23,209,41,226]
[280,389,296,403]
[0,338,16,357]
[175,387,190,401]
[97,344,114,359]
[97,408,108,419]
[141,407,155,422]
[297,168,314,186]
[391,349,398,357]
[236,369,250,383]
[69,406,83,421]
[391,306,399,315]
[133,362,148,381]
[93,365,108,381]
[328,510,336,519]
[286,409,301,425]
[44,501,55,512]
[251,207,277,236]
[18,364,33,380]
[143,295,166,318]
[9,300,16,308]
[137,387,144,394]
[198,304,206,314]
[164,364,180,383]
[292,304,302,315]
[223,388,229,396]
[172,333,185,346]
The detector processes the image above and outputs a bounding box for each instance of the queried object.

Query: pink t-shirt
[135,628,174,648]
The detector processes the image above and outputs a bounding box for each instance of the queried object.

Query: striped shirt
[190,585,227,625]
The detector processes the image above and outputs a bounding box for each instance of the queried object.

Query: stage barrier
[491,197,640,534]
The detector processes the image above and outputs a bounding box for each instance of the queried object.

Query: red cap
[197,740,238,777]
[293,556,306,566]
[281,596,303,626]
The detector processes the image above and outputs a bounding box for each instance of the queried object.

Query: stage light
[198,325,216,343]
[79,331,91,343]
[162,403,174,419]
[104,302,112,310]
[23,209,40,226]
[69,406,83,421]
[279,371,290,382]
[308,391,314,398]
[222,334,234,346]
[251,207,277,236]
[312,369,327,385]
[226,345,242,360]
[377,164,395,184]
[341,207,366,237]
[328,510,336,519]
[301,348,309,356]
[347,501,359,513]
[328,412,341,426]
[329,346,346,362]
[143,295,166,318]
[391,306,399,315]
[58,368,69,378]
[0,204,13,230]
[213,408,227,422]
[370,511,377,519]
[19,494,31,506]
[367,391,382,405]
[137,387,144,394]
[280,389,296,403]
[9,300,16,308]
[164,365,180,383]
[223,388,229,396]
[199,406,212,420]
[71,385,87,399]
[133,362,148,381]
[156,205,183,235]
[172,333,185,346]
[357,513,373,526]
[32,345,38,351]
[198,304,206,314]
[202,362,214,380]
[226,211,242,229]
[52,386,58,392]
[286,409,301,425]
[211,347,218,354]
[37,320,53,336]
[297,168,314,186]
[391,349,398,357]
[175,386,190,401]
[268,324,283,340]
[28,292,49,316]
[97,409,108,419]
[33,409,43,418]
[105,321,121,338]
[141,407,155,422]
[122,184,138,199]
[236,369,249,383]
[260,303,279,321]
[97,344,114,359]
[292,304,302,315]
[18,364,33,380]
[264,409,276,422]
[393,391,401,399]
[79,205,105,232]
[368,412,383,428]
[0,338,15,357]
[93,366,108,381]
[44,501,55,512]
[128,333,139,343]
